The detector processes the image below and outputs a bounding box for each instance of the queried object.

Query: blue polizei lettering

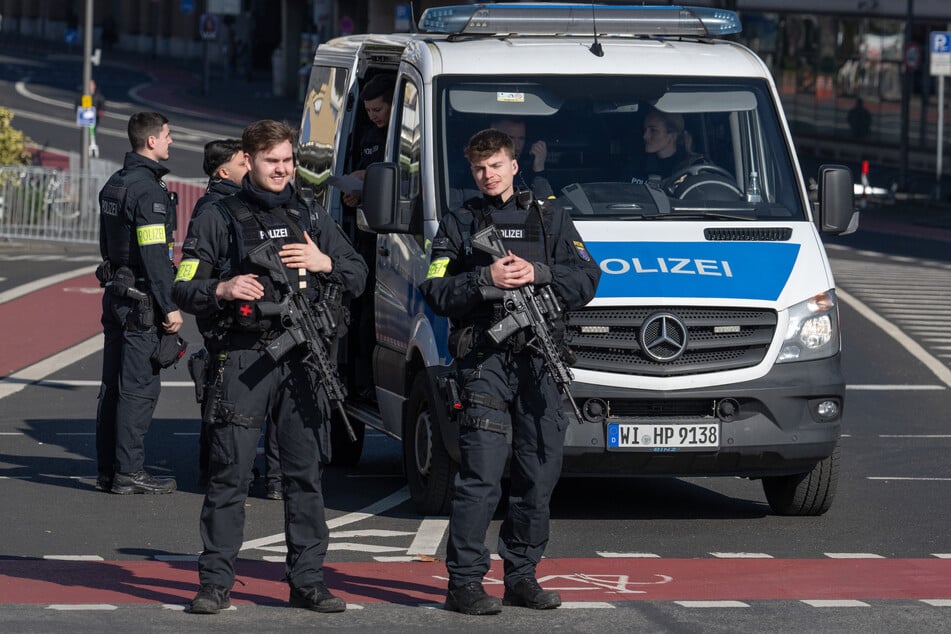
[587,242,799,301]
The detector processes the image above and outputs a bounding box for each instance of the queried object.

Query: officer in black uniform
[173,120,366,616]
[96,111,182,495]
[419,129,600,615]
[193,138,247,217]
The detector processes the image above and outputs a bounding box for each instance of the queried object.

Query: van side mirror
[363,162,413,234]
[816,164,859,236]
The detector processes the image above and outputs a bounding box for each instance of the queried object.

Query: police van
[295,4,858,516]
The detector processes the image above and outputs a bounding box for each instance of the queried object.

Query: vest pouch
[448,325,475,358]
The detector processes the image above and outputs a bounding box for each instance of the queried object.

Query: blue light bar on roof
[419,4,742,38]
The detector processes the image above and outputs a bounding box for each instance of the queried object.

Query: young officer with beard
[419,128,600,615]
[173,120,367,615]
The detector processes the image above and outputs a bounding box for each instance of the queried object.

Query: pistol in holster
[187,348,209,404]
[200,352,227,424]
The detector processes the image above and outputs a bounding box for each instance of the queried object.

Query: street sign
[931,31,951,76]
[76,106,97,127]
[199,14,219,41]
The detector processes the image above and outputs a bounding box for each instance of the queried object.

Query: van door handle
[378,245,389,257]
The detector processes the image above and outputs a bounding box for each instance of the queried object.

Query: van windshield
[435,75,805,221]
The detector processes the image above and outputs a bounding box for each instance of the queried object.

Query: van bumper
[561,355,843,478]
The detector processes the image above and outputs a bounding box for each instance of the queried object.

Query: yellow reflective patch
[136,224,166,246]
[175,258,199,282]
[426,257,450,279]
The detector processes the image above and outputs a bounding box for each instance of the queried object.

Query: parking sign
[931,31,951,76]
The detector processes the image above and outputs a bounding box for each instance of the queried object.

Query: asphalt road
[2,227,951,632]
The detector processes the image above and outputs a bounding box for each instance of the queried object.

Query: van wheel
[330,417,365,467]
[403,373,456,515]
[762,443,839,516]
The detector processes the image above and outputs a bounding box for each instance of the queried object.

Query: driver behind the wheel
[631,107,703,184]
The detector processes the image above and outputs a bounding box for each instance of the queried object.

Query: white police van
[295,4,858,516]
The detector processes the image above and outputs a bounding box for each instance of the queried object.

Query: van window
[435,75,804,222]
[396,79,422,203]
[297,65,350,210]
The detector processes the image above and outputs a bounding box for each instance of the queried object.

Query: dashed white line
[43,555,104,561]
[846,385,945,390]
[921,599,951,606]
[867,477,951,481]
[823,553,885,559]
[406,518,449,556]
[676,600,749,608]
[710,552,773,558]
[47,604,118,611]
[801,599,870,607]
[561,602,616,609]
[597,552,661,558]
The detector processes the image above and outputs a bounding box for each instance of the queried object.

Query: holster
[187,348,208,404]
[201,352,227,424]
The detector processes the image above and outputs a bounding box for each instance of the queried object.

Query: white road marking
[676,601,749,608]
[331,529,415,538]
[43,555,103,561]
[47,604,118,611]
[0,265,98,304]
[561,602,616,609]
[931,554,951,559]
[597,552,661,558]
[710,552,773,558]
[801,600,870,607]
[921,599,951,606]
[880,434,951,438]
[867,477,951,481]
[823,553,885,559]
[837,288,951,388]
[406,518,449,556]
[0,335,102,401]
[328,543,406,553]
[846,385,945,390]
[240,487,410,552]
[37,380,193,388]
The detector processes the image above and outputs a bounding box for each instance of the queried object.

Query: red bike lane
[1,557,950,606]
[0,271,103,378]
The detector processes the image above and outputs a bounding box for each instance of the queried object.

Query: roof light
[419,4,741,38]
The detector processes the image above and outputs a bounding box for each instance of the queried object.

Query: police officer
[419,129,600,615]
[173,120,366,615]
[96,111,182,495]
[194,138,247,218]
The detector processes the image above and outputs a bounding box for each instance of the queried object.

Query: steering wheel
[664,163,736,188]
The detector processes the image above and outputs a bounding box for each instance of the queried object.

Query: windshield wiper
[653,210,754,221]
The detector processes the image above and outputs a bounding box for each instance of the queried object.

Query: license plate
[607,423,720,450]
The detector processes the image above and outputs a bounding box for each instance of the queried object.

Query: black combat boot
[444,581,503,615]
[189,584,231,614]
[502,577,562,609]
[110,470,177,494]
[265,480,283,500]
[289,583,346,612]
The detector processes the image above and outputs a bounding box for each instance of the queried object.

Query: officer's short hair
[361,74,396,104]
[243,120,296,157]
[465,128,516,163]
[202,139,243,177]
[128,111,169,151]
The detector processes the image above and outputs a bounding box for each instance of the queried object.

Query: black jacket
[419,194,600,328]
[98,151,178,317]
[172,182,367,339]
[192,177,242,220]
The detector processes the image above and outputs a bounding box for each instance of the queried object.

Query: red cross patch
[239,303,254,317]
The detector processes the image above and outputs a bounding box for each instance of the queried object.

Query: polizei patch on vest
[573,240,591,261]
[495,224,539,243]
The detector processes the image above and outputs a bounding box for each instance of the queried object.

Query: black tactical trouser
[96,293,161,477]
[198,346,332,591]
[446,348,568,588]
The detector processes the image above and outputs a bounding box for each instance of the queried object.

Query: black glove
[152,334,188,369]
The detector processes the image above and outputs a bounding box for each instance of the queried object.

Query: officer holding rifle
[172,119,366,616]
[419,128,600,615]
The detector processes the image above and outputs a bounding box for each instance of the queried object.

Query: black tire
[403,373,456,515]
[329,416,365,467]
[762,443,839,516]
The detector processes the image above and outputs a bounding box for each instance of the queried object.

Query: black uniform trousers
[198,345,331,590]
[96,293,161,477]
[446,348,568,588]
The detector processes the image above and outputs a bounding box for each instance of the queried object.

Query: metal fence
[0,163,207,245]
[0,165,104,243]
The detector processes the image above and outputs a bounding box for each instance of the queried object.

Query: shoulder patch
[432,237,450,250]
[152,202,167,215]
[573,240,591,262]
[183,236,199,251]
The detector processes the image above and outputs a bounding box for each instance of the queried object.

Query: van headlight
[776,290,840,363]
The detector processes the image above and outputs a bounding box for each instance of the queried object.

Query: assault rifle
[248,239,356,442]
[470,225,584,424]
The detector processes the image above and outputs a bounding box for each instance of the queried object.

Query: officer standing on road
[96,111,182,495]
[419,129,600,615]
[173,120,367,616]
